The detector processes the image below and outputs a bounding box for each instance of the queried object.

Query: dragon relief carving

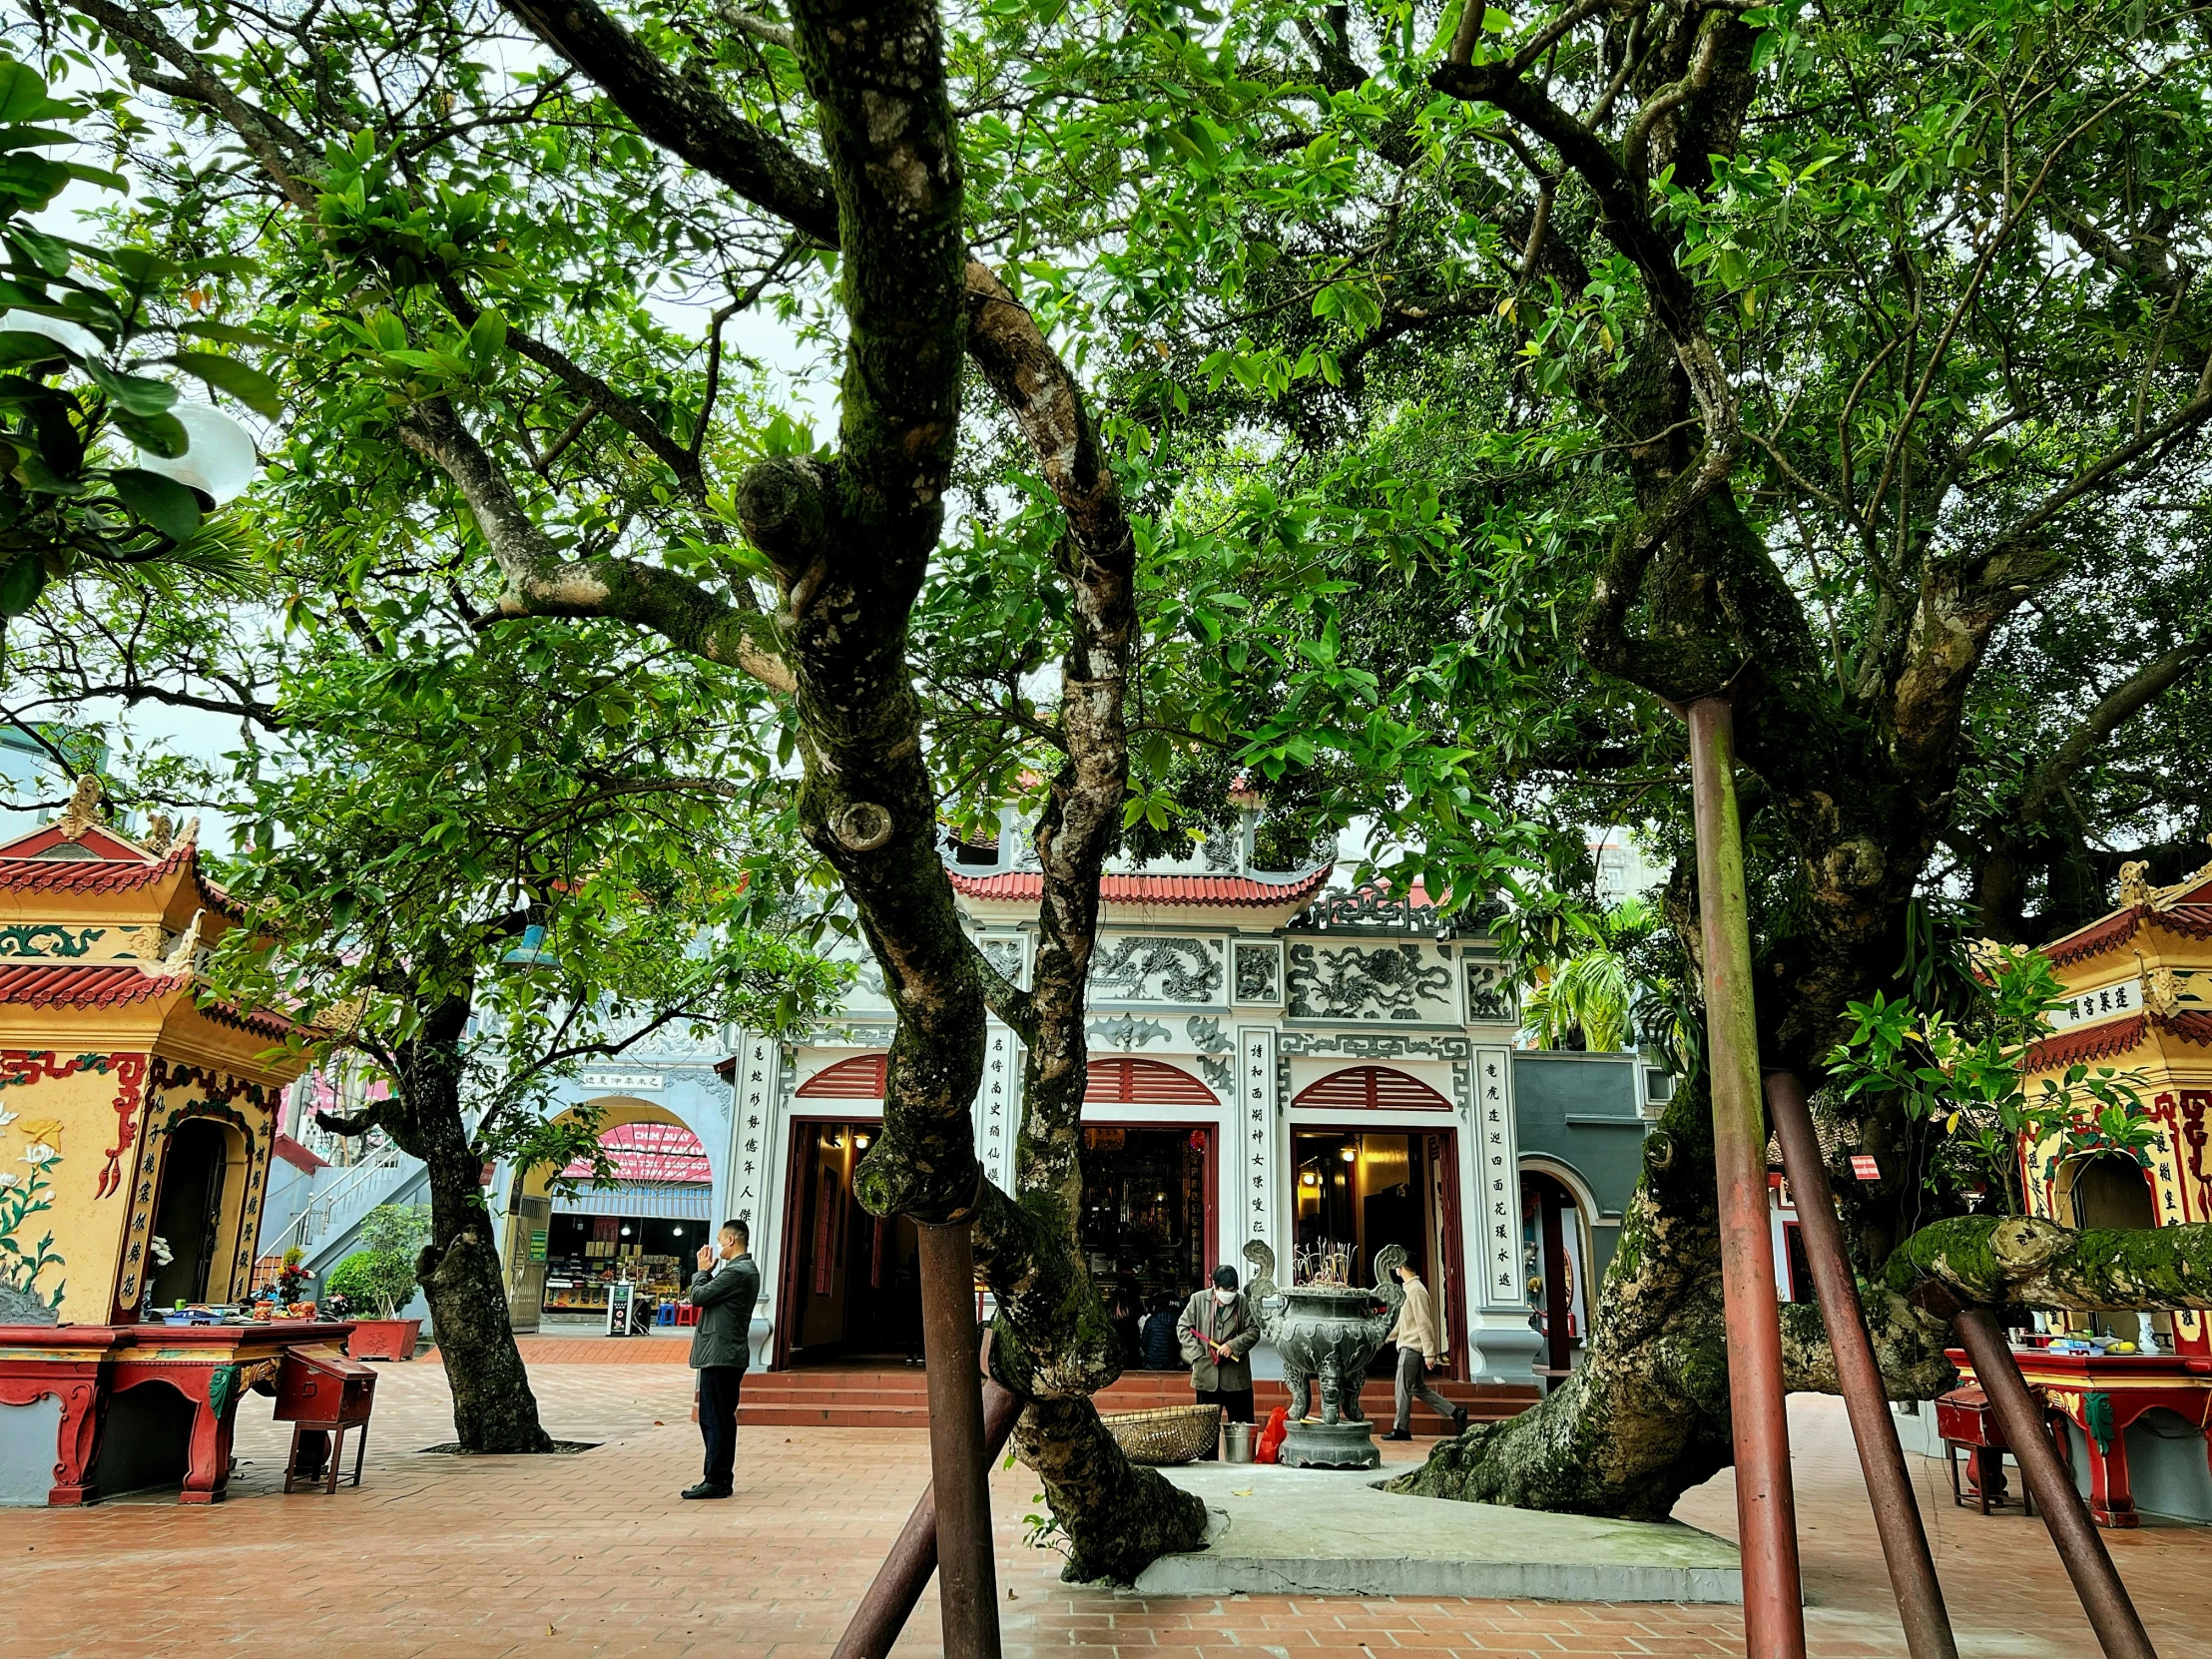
[1233,942,1281,1002]
[1089,935,1222,1004]
[1288,942,1454,1021]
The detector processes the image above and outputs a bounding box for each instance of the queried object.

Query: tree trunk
[389,1000,555,1454]
[1392,1067,1953,1515]
[417,1138,553,1454]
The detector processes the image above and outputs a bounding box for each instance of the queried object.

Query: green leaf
[5,223,72,276]
[467,305,509,362]
[0,63,77,126]
[177,320,281,348]
[166,351,283,417]
[0,328,78,367]
[113,407,189,459]
[0,551,45,616]
[108,466,205,541]
[81,359,179,416]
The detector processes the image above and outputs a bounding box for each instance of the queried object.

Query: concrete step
[742,1403,935,1427]
[739,1368,1536,1429]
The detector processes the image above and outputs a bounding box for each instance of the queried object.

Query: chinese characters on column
[1242,1028,1275,1250]
[1475,1046,1519,1305]
[733,1035,778,1225]
[976,1025,1022,1192]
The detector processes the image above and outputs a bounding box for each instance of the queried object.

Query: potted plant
[325,1203,429,1361]
[273,1245,311,1310]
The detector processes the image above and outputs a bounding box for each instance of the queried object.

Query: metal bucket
[1223,1420,1256,1463]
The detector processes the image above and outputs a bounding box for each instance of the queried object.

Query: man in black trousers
[683,1217,760,1499]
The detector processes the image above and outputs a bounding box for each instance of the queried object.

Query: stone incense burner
[1244,1241,1405,1469]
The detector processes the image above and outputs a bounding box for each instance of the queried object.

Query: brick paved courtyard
[1,1356,2206,1658]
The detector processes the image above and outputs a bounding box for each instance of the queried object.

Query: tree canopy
[5,0,2209,1552]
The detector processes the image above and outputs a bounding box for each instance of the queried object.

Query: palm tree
[1520,897,1657,1054]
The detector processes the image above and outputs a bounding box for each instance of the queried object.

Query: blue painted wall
[1511,1051,1648,1283]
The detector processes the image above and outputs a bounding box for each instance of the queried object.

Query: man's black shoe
[681,1482,733,1499]
[1382,1428,1412,1441]
[1451,1406,1470,1432]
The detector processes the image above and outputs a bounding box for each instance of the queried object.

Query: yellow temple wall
[2020,1032,2212,1353]
[0,1052,150,1323]
[2,1001,299,1323]
[117,1046,288,1320]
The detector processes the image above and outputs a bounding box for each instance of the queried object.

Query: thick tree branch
[2020,638,2212,824]
[74,0,322,213]
[398,397,794,691]
[1890,1214,2212,1314]
[497,0,840,243]
[1888,369,2212,779]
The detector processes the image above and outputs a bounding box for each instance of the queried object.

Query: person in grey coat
[683,1217,760,1499]
[1178,1265,1260,1452]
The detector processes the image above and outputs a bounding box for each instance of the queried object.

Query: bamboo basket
[1099,1403,1221,1465]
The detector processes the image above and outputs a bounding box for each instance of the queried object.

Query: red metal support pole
[1764,1069,1956,1659]
[1951,1308,2157,1658]
[832,1374,1025,1659]
[913,1216,1002,1658]
[1684,694,1806,1658]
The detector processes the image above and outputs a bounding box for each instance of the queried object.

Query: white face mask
[1213,1288,1236,1305]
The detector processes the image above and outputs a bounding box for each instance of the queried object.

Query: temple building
[703,816,1661,1385]
[0,791,312,1326]
[255,814,1663,1388]
[1970,852,2212,1524]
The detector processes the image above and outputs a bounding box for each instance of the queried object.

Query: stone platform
[1135,1463,1744,1603]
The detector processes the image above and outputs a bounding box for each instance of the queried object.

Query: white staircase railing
[274,1141,408,1264]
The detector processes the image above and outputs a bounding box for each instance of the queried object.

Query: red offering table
[1948,1344,2212,1527]
[0,1321,364,1505]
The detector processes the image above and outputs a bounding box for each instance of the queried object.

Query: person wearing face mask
[1177,1265,1259,1451]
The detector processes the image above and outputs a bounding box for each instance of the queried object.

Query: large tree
[27,0,2212,1556]
[29,0,1234,1573]
[2,544,847,1449]
[1057,0,2212,1515]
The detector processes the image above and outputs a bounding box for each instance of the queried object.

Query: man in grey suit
[683,1217,760,1499]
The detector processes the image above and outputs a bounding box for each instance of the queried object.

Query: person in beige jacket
[1382,1261,1469,1439]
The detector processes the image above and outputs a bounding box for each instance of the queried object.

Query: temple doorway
[148,1119,234,1308]
[1079,1124,1215,1361]
[1291,1129,1463,1377]
[2065,1153,2160,1342]
[1522,1170,1590,1391]
[775,1119,924,1367]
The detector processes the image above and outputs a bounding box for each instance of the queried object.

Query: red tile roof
[197,995,307,1041]
[0,963,300,1039]
[0,963,188,1008]
[945,863,1334,908]
[2043,908,2147,968]
[2158,903,2212,941]
[0,844,242,917]
[2023,1008,2212,1071]
[0,845,189,893]
[2164,1010,2212,1047]
[2044,900,2212,967]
